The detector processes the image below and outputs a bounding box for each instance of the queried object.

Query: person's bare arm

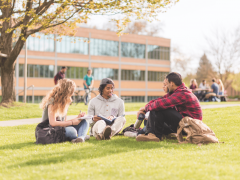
[48,105,85,127]
[89,80,94,88]
[136,107,146,119]
[83,80,88,88]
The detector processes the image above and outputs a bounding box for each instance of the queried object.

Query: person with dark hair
[83,69,94,104]
[87,78,126,140]
[209,78,220,102]
[136,72,202,142]
[54,66,66,85]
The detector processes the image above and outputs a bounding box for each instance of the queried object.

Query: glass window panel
[49,65,54,78]
[40,65,44,77]
[44,65,49,78]
[28,64,34,77]
[19,64,24,77]
[34,65,40,77]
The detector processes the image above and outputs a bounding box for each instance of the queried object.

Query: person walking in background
[41,79,89,143]
[83,69,94,104]
[54,66,66,85]
[217,79,225,95]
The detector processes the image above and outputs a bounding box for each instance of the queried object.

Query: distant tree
[196,53,216,85]
[231,72,240,92]
[0,0,178,105]
[206,26,240,89]
[171,47,193,78]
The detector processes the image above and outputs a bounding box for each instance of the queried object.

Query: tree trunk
[0,64,16,104]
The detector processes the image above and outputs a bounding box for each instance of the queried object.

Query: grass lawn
[1,107,240,180]
[0,101,239,121]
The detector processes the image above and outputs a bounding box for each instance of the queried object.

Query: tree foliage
[0,0,178,104]
[205,26,240,89]
[195,53,216,85]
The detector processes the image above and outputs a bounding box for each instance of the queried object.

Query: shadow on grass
[0,141,36,150]
[7,137,195,169]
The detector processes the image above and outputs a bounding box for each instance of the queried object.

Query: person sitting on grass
[136,72,202,142]
[135,78,169,136]
[40,79,89,143]
[87,78,126,140]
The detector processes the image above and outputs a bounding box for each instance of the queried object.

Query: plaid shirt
[145,83,202,120]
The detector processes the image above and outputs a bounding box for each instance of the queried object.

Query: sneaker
[124,131,137,138]
[85,135,90,141]
[96,133,104,140]
[136,133,160,142]
[71,137,84,143]
[103,126,112,140]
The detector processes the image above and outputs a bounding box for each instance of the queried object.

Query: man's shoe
[136,133,160,142]
[71,137,85,143]
[96,133,104,140]
[103,126,112,140]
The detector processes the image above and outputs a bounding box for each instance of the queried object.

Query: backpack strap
[176,125,184,143]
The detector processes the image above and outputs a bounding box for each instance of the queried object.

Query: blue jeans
[65,120,89,140]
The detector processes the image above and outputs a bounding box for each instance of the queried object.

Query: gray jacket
[87,94,125,126]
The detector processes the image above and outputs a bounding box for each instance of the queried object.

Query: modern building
[0,27,171,103]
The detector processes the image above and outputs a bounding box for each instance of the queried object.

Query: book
[97,115,117,125]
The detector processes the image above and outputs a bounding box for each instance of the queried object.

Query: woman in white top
[217,79,224,95]
[40,79,89,143]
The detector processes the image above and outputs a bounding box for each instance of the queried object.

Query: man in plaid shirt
[136,72,202,142]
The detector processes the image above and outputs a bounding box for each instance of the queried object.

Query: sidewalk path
[1,104,240,127]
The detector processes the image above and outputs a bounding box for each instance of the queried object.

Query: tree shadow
[7,137,194,169]
[0,141,36,150]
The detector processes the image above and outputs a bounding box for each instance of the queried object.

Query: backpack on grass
[35,119,67,144]
[176,117,219,145]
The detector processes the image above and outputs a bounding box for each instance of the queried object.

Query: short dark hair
[202,80,206,82]
[212,78,216,82]
[166,72,182,86]
[88,69,92,72]
[98,83,114,95]
[61,66,66,69]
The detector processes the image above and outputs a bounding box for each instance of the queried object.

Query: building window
[121,96,145,102]
[57,36,88,54]
[121,70,145,81]
[57,66,88,79]
[148,45,170,60]
[148,96,160,102]
[148,71,168,82]
[90,39,119,56]
[121,42,145,59]
[18,96,44,103]
[27,33,54,52]
[19,64,55,78]
[92,68,118,80]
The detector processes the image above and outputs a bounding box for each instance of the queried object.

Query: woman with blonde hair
[190,79,198,90]
[217,79,225,95]
[40,79,89,143]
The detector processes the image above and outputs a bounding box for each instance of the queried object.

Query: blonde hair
[40,79,76,116]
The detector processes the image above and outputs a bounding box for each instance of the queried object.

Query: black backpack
[121,124,142,134]
[35,119,67,144]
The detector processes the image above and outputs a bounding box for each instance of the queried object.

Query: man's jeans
[146,108,183,139]
[65,119,89,140]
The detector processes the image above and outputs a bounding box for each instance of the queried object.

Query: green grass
[1,107,240,180]
[0,101,239,121]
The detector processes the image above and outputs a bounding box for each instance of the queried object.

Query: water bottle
[134,113,145,129]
